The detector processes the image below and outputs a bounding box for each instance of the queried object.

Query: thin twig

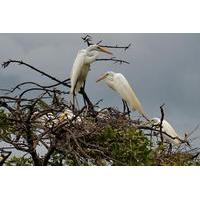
[96,57,129,64]
[159,104,165,143]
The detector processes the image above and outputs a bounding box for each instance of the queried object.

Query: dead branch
[81,34,132,51]
[159,104,165,143]
[96,57,130,64]
[0,150,12,166]
[2,60,71,88]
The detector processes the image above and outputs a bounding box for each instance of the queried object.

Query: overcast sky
[0,33,200,145]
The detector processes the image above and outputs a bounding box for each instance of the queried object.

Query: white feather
[152,118,181,145]
[102,71,148,119]
[70,50,90,94]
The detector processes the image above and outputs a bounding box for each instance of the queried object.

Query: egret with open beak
[70,45,112,96]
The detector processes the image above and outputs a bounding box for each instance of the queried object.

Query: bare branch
[2,60,71,88]
[0,151,12,166]
[159,104,165,143]
[81,34,131,51]
[96,57,129,65]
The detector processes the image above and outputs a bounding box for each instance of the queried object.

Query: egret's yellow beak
[96,73,107,83]
[99,46,112,55]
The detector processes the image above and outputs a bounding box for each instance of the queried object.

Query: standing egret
[70,45,112,95]
[96,71,149,121]
[152,118,182,146]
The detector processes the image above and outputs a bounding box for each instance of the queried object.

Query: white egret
[152,118,182,146]
[70,44,112,95]
[96,71,149,121]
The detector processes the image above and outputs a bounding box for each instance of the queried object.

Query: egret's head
[151,118,160,125]
[87,44,112,55]
[96,71,115,83]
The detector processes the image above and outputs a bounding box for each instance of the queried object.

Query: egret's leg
[122,99,126,113]
[80,82,94,110]
[167,143,172,154]
[80,87,87,108]
[81,83,87,107]
[71,80,78,111]
[75,95,80,111]
[72,91,75,112]
[122,99,130,117]
[82,81,86,91]
[71,91,79,112]
[124,101,130,116]
[125,102,131,116]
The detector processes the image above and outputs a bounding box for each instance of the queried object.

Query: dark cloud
[0,33,200,145]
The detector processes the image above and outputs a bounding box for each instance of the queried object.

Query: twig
[81,34,132,51]
[43,145,56,166]
[0,151,12,166]
[159,104,165,143]
[7,79,70,94]
[96,57,129,65]
[99,43,131,51]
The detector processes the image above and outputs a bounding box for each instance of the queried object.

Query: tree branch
[159,104,165,143]
[81,34,132,51]
[96,57,129,64]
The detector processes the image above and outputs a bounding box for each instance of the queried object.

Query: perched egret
[96,71,149,120]
[152,118,182,146]
[70,44,112,95]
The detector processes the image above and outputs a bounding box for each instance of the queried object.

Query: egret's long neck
[85,51,100,64]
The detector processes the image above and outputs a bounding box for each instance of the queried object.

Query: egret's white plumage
[59,109,81,122]
[152,118,182,145]
[70,45,112,94]
[33,109,81,128]
[96,71,149,120]
[32,112,58,128]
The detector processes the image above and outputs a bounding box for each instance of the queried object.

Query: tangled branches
[0,74,196,166]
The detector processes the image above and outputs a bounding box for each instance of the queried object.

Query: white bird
[96,71,149,120]
[32,112,58,128]
[152,118,182,146]
[58,109,81,122]
[70,44,112,95]
[32,109,81,129]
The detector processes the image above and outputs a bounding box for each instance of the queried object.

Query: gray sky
[0,33,200,145]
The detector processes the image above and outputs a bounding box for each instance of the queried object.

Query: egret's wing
[113,73,146,117]
[84,51,100,64]
[70,51,86,94]
[162,120,181,145]
[152,118,181,145]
